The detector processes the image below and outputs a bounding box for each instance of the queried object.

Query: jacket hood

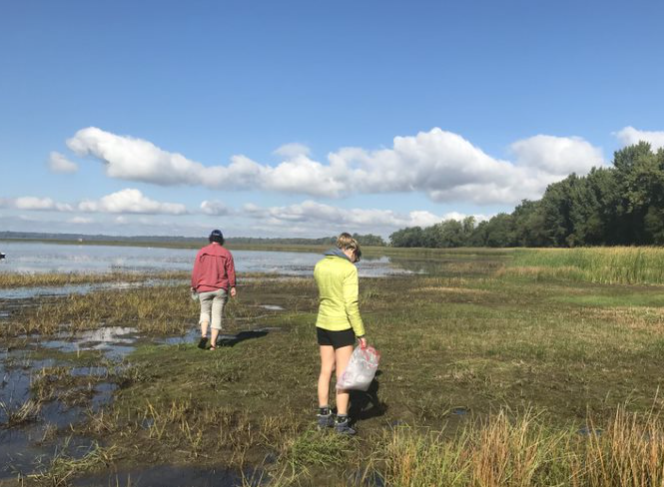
[323,247,351,262]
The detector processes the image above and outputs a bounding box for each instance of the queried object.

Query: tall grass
[381,407,664,487]
[505,247,664,285]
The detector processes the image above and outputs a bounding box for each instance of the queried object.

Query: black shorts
[316,327,355,349]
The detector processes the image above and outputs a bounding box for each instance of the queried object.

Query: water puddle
[1,432,99,481]
[1,365,32,416]
[1,339,122,479]
[41,326,138,359]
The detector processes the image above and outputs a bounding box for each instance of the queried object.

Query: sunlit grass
[381,406,664,487]
[505,247,664,285]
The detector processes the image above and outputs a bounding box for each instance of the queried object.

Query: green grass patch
[507,247,664,285]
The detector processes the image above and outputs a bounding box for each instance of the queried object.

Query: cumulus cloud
[510,135,605,175]
[242,200,484,232]
[615,126,664,151]
[65,127,605,204]
[200,200,231,216]
[78,189,187,215]
[48,151,78,173]
[2,191,186,216]
[14,197,73,212]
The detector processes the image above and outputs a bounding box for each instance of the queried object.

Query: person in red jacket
[191,229,237,350]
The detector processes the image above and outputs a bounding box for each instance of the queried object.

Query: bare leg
[210,328,220,349]
[318,346,335,407]
[200,320,209,338]
[334,345,354,415]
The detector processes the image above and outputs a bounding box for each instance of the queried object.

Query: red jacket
[191,243,236,293]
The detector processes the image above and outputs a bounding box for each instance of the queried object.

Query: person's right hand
[358,337,367,350]
[230,287,237,298]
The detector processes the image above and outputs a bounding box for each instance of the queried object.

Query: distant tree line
[390,142,664,248]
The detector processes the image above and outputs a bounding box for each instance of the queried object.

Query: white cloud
[48,151,78,173]
[65,127,605,205]
[510,135,605,175]
[14,197,73,212]
[615,126,664,151]
[200,200,231,216]
[273,143,311,158]
[78,189,187,215]
[67,127,210,186]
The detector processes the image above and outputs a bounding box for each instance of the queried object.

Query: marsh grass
[505,247,664,285]
[2,276,316,338]
[281,429,354,470]
[0,399,41,428]
[380,406,664,487]
[3,285,199,337]
[30,365,105,408]
[26,440,118,487]
[0,270,189,289]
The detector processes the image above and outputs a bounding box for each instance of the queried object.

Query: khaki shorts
[199,288,228,330]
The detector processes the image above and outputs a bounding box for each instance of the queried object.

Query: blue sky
[1,0,664,239]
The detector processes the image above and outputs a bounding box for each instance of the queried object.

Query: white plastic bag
[336,345,380,391]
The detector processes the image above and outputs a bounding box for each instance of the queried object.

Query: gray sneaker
[317,413,334,430]
[334,417,356,435]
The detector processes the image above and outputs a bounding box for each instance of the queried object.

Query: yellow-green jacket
[314,248,365,337]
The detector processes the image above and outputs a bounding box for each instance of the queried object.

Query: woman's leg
[334,345,354,415]
[209,289,227,349]
[199,292,213,339]
[318,345,335,407]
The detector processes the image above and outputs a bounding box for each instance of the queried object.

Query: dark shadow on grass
[349,371,388,421]
[216,330,270,347]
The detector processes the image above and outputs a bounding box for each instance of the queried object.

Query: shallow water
[0,240,410,277]
[39,326,139,360]
[0,278,184,300]
[0,351,113,480]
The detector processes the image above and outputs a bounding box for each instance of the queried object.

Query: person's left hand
[358,337,367,350]
[230,287,237,298]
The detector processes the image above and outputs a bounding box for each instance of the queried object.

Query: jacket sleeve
[225,252,236,288]
[342,266,365,337]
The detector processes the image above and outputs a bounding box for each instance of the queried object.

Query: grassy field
[3,247,664,486]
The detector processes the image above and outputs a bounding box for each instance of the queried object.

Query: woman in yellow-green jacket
[314,233,367,435]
